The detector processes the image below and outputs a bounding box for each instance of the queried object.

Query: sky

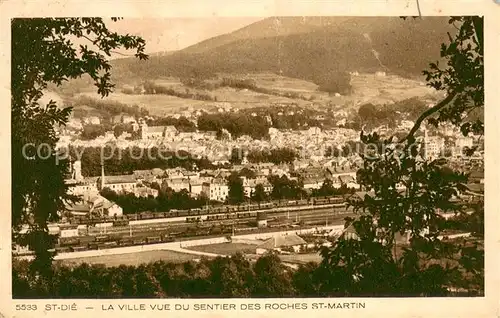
[104,17,263,56]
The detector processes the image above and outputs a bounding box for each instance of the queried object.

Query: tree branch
[471,16,483,55]
[400,92,457,143]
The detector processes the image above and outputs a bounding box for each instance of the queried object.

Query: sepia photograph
[2,1,499,317]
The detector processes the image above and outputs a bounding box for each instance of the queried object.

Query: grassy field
[77,92,211,116]
[58,250,202,267]
[67,71,442,117]
[187,243,258,255]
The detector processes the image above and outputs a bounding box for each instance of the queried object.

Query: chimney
[101,161,105,190]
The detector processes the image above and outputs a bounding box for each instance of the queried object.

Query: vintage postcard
[0,0,499,317]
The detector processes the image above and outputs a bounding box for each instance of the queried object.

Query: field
[187,243,258,255]
[58,250,202,267]
[63,71,443,118]
[77,92,210,116]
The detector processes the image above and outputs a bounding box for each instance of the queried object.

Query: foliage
[197,112,270,140]
[81,124,112,140]
[247,148,298,165]
[311,179,356,197]
[251,184,268,203]
[356,98,429,130]
[143,80,216,101]
[70,95,149,119]
[113,123,135,138]
[101,187,209,214]
[268,175,306,201]
[227,172,245,204]
[422,17,484,137]
[146,116,197,132]
[11,18,147,274]
[319,16,484,296]
[12,253,304,298]
[73,146,212,177]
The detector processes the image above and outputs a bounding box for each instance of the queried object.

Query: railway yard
[53,202,352,254]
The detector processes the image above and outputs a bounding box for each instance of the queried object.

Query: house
[303,177,324,190]
[241,177,272,197]
[134,186,159,198]
[189,180,204,196]
[65,195,123,218]
[165,178,190,192]
[139,122,178,140]
[98,174,137,193]
[202,178,229,202]
[122,115,136,124]
[84,116,101,125]
[256,234,307,255]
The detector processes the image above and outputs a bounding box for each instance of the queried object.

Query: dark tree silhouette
[11,18,147,274]
[320,16,484,296]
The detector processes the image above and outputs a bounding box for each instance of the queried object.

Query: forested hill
[110,16,454,84]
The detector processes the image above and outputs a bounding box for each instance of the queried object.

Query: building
[189,180,204,196]
[98,164,137,193]
[139,122,178,140]
[456,136,473,149]
[202,178,229,202]
[425,135,445,160]
[303,177,324,190]
[65,195,123,218]
[256,234,307,255]
[242,177,272,197]
[134,186,159,198]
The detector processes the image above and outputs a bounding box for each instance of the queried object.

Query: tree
[357,103,378,122]
[229,147,243,165]
[251,184,267,204]
[12,18,147,274]
[227,172,245,204]
[252,253,295,297]
[320,16,484,296]
[313,178,335,197]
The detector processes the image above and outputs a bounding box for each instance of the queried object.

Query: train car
[186,216,202,223]
[87,243,99,250]
[71,246,88,252]
[59,237,80,247]
[153,212,166,218]
[55,246,71,253]
[146,236,162,244]
[259,202,273,209]
[140,212,155,220]
[133,238,146,245]
[97,241,118,249]
[113,219,130,227]
[95,235,110,242]
[191,208,202,215]
[162,235,175,242]
[177,210,189,217]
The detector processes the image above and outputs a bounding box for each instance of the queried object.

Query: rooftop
[258,234,307,249]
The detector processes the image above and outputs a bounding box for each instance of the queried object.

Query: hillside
[111,16,454,84]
